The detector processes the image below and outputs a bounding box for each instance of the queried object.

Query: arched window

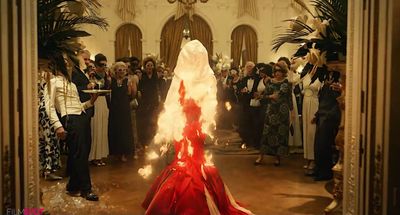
[160,15,213,69]
[231,25,258,67]
[115,24,142,60]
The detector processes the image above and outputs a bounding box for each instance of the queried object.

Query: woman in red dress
[142,40,253,215]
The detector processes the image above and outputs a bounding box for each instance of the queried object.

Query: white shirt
[257,79,265,93]
[247,78,254,92]
[48,75,93,129]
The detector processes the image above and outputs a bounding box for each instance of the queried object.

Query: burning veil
[142,40,253,215]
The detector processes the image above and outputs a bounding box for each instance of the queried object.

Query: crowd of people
[214,56,342,181]
[37,48,342,202]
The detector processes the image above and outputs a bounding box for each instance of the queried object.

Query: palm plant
[272,0,347,57]
[38,0,108,65]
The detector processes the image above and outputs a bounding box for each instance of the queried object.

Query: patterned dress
[260,79,292,156]
[38,81,61,172]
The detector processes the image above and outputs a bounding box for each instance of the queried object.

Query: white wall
[80,0,306,64]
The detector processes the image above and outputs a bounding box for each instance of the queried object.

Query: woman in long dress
[254,61,293,166]
[301,66,322,170]
[38,71,62,180]
[137,58,160,147]
[142,40,253,215]
[108,62,134,162]
[278,57,302,152]
[89,61,110,166]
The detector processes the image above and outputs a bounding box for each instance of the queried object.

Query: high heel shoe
[254,157,263,166]
[254,161,262,166]
[44,172,63,181]
[274,158,281,166]
[121,155,127,162]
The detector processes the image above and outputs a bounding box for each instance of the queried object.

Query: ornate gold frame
[21,0,40,208]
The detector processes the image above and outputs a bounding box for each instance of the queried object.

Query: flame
[225,102,232,111]
[138,165,152,179]
[204,150,214,166]
[139,40,217,179]
[187,139,194,157]
[147,151,159,160]
[156,77,217,145]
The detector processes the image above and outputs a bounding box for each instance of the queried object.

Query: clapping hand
[269,93,279,100]
[330,82,343,92]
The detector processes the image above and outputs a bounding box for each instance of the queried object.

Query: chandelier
[167,0,208,7]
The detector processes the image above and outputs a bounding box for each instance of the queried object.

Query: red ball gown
[142,82,253,215]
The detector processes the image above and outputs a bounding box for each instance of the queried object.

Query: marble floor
[41,153,336,215]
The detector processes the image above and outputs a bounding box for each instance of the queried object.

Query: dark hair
[130,56,139,63]
[143,57,156,68]
[94,53,107,66]
[51,53,71,81]
[257,63,273,78]
[278,57,291,68]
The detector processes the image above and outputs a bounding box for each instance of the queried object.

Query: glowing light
[177,151,182,159]
[160,145,169,155]
[147,151,159,160]
[225,102,232,111]
[187,139,194,157]
[138,40,217,180]
[241,144,247,149]
[204,150,214,166]
[138,165,152,179]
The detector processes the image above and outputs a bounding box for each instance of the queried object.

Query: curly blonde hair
[111,61,127,77]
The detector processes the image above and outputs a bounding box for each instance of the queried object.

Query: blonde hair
[111,61,127,77]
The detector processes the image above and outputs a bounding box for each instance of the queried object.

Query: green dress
[260,79,292,156]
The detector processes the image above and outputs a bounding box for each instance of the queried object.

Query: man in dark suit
[313,67,342,181]
[72,50,95,118]
[238,61,262,148]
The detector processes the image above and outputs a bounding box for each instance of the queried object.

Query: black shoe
[305,169,316,177]
[254,161,263,166]
[81,191,99,201]
[314,175,333,181]
[66,190,80,197]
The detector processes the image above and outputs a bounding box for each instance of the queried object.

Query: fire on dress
[138,81,214,179]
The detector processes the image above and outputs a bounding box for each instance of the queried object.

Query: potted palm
[272,1,347,213]
[272,0,347,61]
[38,0,108,72]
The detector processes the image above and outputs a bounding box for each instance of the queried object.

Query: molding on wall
[22,0,40,208]
[344,0,362,214]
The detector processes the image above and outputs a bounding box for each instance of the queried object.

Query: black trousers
[314,116,339,177]
[61,114,92,193]
[239,106,264,148]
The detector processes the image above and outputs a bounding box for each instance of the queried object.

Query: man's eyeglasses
[97,63,107,67]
